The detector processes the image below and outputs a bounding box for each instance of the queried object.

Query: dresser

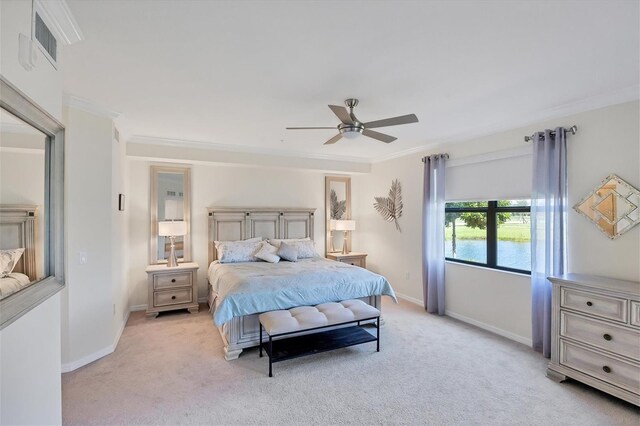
[326,252,367,268]
[145,262,199,318]
[547,274,640,406]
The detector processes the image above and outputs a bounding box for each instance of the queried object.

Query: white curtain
[423,154,448,315]
[531,128,567,358]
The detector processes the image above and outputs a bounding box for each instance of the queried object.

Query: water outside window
[445,212,488,263]
[497,212,531,271]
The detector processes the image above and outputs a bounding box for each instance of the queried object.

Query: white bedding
[208,257,396,325]
[0,272,31,298]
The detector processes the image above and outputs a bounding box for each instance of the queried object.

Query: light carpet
[62,299,639,425]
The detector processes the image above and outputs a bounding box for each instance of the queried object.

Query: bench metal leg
[259,324,263,357]
[376,317,380,352]
[269,336,273,377]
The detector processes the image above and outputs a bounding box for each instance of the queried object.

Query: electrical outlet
[405,271,410,280]
[79,252,88,265]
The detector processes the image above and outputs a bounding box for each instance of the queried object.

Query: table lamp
[158,220,187,267]
[333,220,355,254]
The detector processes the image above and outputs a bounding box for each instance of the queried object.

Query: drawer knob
[586,301,593,307]
[602,366,611,373]
[603,333,612,341]
[171,279,176,283]
[171,295,176,300]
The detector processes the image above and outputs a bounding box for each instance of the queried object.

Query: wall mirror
[150,165,191,264]
[325,176,351,255]
[574,174,640,239]
[0,77,65,329]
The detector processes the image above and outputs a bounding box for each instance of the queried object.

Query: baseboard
[129,304,147,312]
[445,310,532,347]
[61,308,130,373]
[395,292,423,307]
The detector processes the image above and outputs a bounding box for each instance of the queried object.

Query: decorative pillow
[217,240,262,263]
[291,240,317,259]
[267,237,310,248]
[0,248,25,275]
[214,237,262,250]
[276,242,298,262]
[254,242,280,263]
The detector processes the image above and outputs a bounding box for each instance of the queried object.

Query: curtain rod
[524,125,577,142]
[421,153,449,163]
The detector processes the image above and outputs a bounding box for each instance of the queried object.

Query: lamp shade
[333,220,356,231]
[158,221,187,237]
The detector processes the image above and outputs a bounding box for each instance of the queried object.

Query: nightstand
[326,252,367,269]
[145,262,199,318]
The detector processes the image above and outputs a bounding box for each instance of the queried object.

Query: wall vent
[34,12,57,64]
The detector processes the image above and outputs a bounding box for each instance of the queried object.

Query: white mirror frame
[325,176,351,256]
[0,76,65,329]
[149,165,191,264]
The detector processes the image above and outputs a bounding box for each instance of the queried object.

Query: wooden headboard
[208,207,316,264]
[0,205,38,281]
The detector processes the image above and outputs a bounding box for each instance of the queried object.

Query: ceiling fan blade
[328,105,353,125]
[286,127,336,130]
[324,134,343,145]
[362,129,397,143]
[364,114,418,129]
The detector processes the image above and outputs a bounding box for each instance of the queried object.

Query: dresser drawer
[561,287,627,323]
[153,288,193,307]
[560,340,640,395]
[631,301,640,327]
[154,271,192,290]
[561,311,640,360]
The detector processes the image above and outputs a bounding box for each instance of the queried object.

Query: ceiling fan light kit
[286,98,419,145]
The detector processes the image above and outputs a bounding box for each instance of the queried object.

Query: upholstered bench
[258,299,381,377]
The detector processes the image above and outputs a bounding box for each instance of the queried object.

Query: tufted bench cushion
[259,299,380,336]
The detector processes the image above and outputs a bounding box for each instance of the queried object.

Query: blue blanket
[209,257,396,325]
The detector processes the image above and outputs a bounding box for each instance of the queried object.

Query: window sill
[444,260,531,278]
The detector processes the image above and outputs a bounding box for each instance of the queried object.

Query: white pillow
[267,237,310,248]
[277,242,298,262]
[254,242,280,263]
[0,248,25,275]
[217,240,262,263]
[214,237,262,250]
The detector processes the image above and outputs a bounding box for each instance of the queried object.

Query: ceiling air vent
[34,12,57,64]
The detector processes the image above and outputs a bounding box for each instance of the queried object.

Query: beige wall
[353,101,639,345]
[0,0,63,121]
[62,106,127,371]
[0,294,61,425]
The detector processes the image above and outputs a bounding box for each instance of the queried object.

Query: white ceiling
[63,0,639,162]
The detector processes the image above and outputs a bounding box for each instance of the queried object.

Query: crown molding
[63,94,121,120]
[34,0,84,45]
[371,85,639,164]
[128,135,371,164]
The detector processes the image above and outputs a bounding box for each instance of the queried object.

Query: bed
[207,207,395,360]
[0,205,39,299]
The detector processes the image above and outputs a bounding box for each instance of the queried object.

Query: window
[445,200,531,274]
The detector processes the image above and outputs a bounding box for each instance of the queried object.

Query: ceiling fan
[286,98,419,145]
